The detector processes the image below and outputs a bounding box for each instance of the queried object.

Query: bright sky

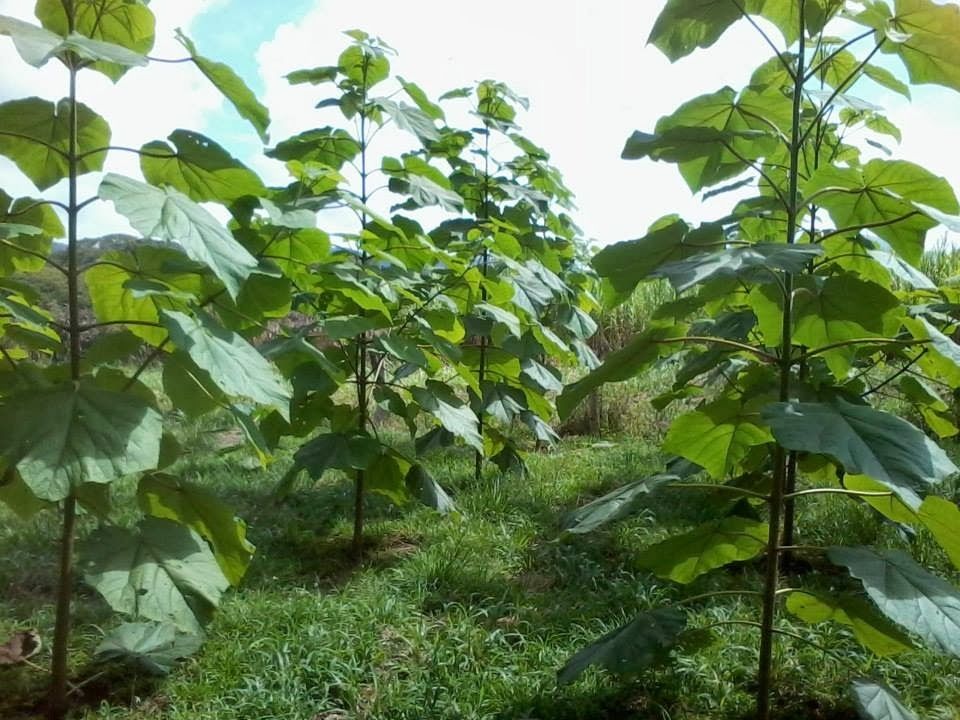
[1,0,958,248]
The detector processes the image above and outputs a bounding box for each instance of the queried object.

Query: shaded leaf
[0,381,161,501]
[94,622,201,676]
[561,476,675,534]
[161,310,290,419]
[764,398,956,508]
[850,679,917,720]
[138,473,255,586]
[81,517,230,633]
[558,608,686,685]
[829,546,960,656]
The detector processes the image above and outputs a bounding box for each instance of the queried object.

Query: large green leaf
[35,0,155,80]
[636,517,768,584]
[855,0,960,92]
[804,160,958,265]
[405,464,456,515]
[0,191,62,276]
[903,316,960,388]
[785,591,913,657]
[750,274,903,377]
[138,473,255,586]
[411,382,482,452]
[176,31,269,143]
[918,496,960,571]
[558,608,686,685]
[94,622,201,676]
[829,546,960,656]
[0,381,161,501]
[763,398,956,507]
[591,218,688,293]
[140,130,265,204]
[561,476,676,534]
[635,86,788,190]
[656,243,822,292]
[0,14,147,71]
[664,398,772,480]
[161,310,290,419]
[99,173,258,298]
[0,97,110,191]
[557,326,684,420]
[850,679,918,720]
[83,246,202,347]
[266,127,360,169]
[81,517,229,634]
[649,0,826,60]
[290,432,381,481]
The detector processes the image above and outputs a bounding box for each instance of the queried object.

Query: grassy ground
[3,405,960,720]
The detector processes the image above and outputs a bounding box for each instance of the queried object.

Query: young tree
[557,1,960,717]
[0,2,283,716]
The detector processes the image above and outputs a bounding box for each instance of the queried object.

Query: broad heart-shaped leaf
[850,679,918,720]
[763,398,956,508]
[0,97,110,191]
[593,218,722,295]
[558,608,686,685]
[904,315,960,388]
[664,398,772,480]
[785,592,913,657]
[138,473,254,586]
[377,99,440,142]
[99,173,257,299]
[0,381,161,502]
[290,432,381,481]
[557,325,685,420]
[656,243,822,293]
[648,0,826,60]
[829,546,960,657]
[266,127,360,169]
[561,476,676,534]
[35,0,155,81]
[918,496,960,571]
[406,464,456,515]
[636,517,768,584]
[176,31,269,143]
[81,517,229,634]
[804,159,958,266]
[94,622,201,676]
[855,0,960,92]
[0,191,62,275]
[161,310,290,419]
[749,273,902,378]
[141,130,265,203]
[411,382,482,453]
[0,15,147,72]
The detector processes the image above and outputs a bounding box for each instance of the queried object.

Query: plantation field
[3,404,959,720]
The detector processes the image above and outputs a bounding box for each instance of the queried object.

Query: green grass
[2,423,960,719]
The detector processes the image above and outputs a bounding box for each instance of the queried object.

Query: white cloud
[254,0,960,246]
[0,0,228,237]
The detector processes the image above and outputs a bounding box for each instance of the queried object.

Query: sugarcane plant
[267,34,598,552]
[556,1,960,718]
[0,1,288,717]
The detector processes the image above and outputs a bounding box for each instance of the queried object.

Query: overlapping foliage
[0,5,596,716]
[557,1,960,718]
[268,33,598,550]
